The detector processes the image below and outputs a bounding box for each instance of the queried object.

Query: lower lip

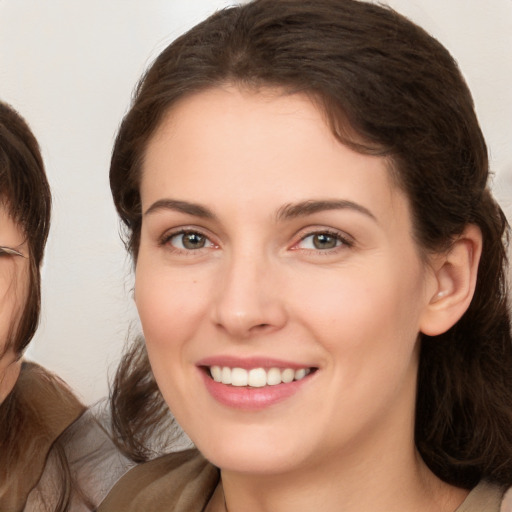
[200,370,313,410]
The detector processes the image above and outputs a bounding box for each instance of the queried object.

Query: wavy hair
[109,0,512,488]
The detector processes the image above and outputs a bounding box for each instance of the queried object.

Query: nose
[211,250,287,339]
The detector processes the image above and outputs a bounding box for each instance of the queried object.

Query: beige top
[0,362,135,512]
[98,449,219,512]
[0,362,84,512]
[98,448,507,512]
[25,403,136,511]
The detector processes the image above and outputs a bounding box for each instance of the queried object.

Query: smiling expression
[134,86,439,475]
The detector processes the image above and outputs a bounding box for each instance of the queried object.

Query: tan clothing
[0,362,134,512]
[98,449,218,512]
[25,403,136,511]
[98,448,507,512]
[0,362,84,512]
[455,481,505,512]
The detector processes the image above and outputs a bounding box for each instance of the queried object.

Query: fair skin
[135,86,481,512]
[0,204,28,403]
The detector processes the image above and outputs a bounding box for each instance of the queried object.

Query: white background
[0,0,510,404]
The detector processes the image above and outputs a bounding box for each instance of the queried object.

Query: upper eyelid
[160,227,218,250]
[0,246,25,257]
[295,234,351,250]
[161,226,213,240]
[294,226,354,243]
[290,233,354,256]
[299,228,348,239]
[157,225,354,250]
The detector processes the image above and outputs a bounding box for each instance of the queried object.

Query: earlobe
[420,224,482,336]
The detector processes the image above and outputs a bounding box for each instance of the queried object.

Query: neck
[0,354,21,403]
[206,351,468,512]
[216,428,468,512]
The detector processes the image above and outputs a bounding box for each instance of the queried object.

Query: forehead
[0,203,24,244]
[141,86,408,228]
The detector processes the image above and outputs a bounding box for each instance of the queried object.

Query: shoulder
[98,449,219,512]
[26,404,136,510]
[457,481,512,512]
[0,362,84,512]
[17,361,84,424]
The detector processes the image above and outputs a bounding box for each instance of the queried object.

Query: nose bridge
[212,244,286,338]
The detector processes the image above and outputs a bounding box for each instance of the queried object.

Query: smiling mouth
[206,366,316,388]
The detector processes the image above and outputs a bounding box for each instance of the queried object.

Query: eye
[166,231,215,251]
[0,246,25,257]
[294,230,351,251]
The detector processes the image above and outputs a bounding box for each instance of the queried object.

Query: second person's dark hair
[0,101,51,356]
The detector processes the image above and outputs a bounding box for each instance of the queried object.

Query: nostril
[241,323,272,335]
[253,323,271,330]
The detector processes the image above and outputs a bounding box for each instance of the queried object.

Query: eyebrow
[144,199,216,219]
[276,199,377,222]
[144,198,377,223]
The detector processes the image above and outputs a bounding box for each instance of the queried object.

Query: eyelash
[159,227,353,255]
[159,229,216,253]
[292,229,353,253]
[0,246,25,258]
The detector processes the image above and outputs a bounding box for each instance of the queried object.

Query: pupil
[183,233,205,249]
[313,234,336,249]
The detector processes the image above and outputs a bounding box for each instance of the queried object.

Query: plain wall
[0,0,510,404]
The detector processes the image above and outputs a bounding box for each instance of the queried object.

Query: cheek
[134,261,209,351]
[133,261,214,422]
[0,266,28,352]
[288,258,426,355]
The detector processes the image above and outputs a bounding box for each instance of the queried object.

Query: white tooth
[281,368,295,383]
[266,367,282,385]
[231,368,248,387]
[248,368,267,387]
[211,366,222,382]
[294,368,307,381]
[221,367,232,385]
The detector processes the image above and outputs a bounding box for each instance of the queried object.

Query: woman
[0,101,132,512]
[99,0,512,510]
[0,100,88,511]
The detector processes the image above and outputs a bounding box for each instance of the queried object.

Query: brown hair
[0,101,51,357]
[0,102,85,512]
[109,0,512,487]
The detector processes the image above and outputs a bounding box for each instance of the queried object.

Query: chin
[203,447,301,475]
[192,426,311,475]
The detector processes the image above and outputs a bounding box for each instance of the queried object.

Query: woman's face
[135,86,439,475]
[0,204,29,397]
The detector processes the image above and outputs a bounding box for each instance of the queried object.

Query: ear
[419,224,482,336]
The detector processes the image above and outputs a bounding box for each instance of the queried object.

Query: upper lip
[196,355,315,370]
